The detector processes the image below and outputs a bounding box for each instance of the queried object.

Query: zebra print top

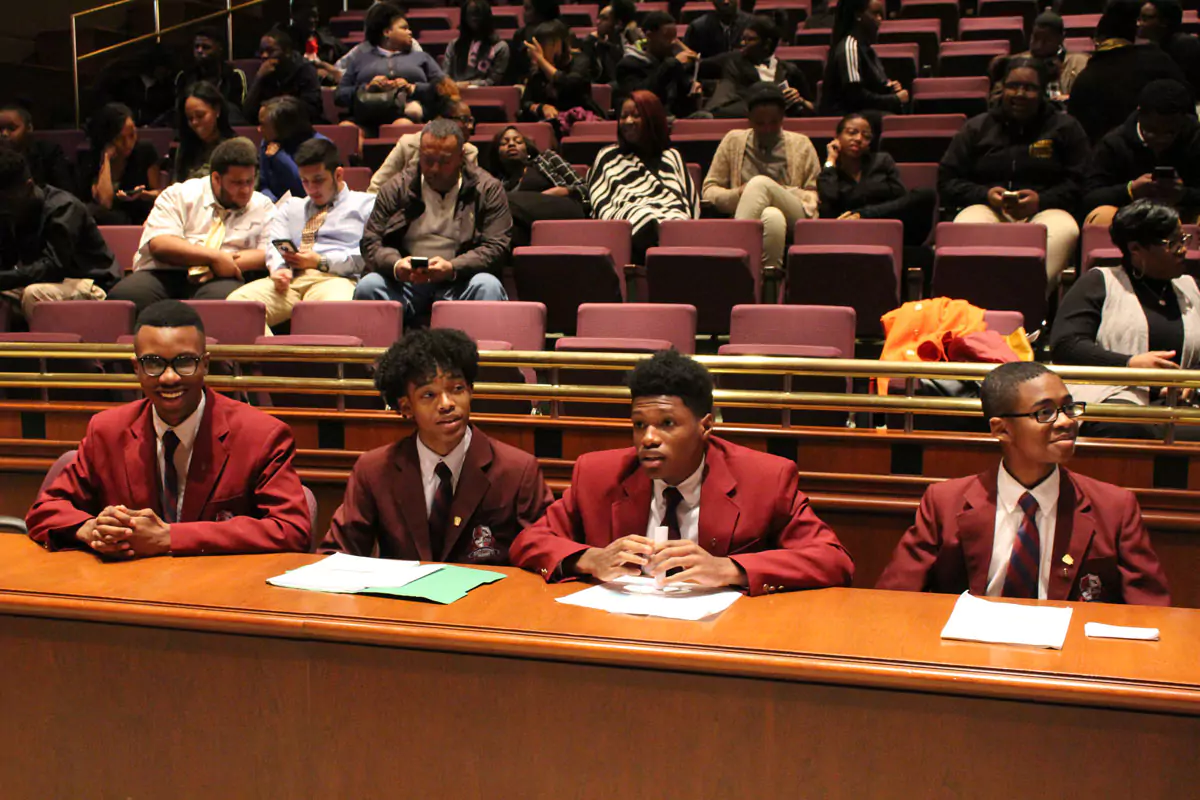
[586,145,699,234]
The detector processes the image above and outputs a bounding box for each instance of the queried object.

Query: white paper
[556,576,742,621]
[940,591,1073,649]
[267,552,443,593]
[1084,622,1161,641]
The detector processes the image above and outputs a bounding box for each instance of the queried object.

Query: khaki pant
[227,270,356,332]
[952,205,1079,287]
[734,175,813,270]
[1,278,107,320]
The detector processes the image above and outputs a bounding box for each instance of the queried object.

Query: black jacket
[1083,111,1200,211]
[938,106,1090,213]
[244,56,325,123]
[0,186,118,292]
[579,34,623,85]
[820,35,903,115]
[519,56,603,120]
[817,151,908,218]
[1067,43,1187,143]
[703,52,812,117]
[615,47,697,117]
[683,11,754,59]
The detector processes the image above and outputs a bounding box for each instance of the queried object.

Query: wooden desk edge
[2,589,1197,717]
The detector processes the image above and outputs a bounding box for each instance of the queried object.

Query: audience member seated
[369,91,479,194]
[1083,79,1200,228]
[108,138,274,312]
[170,82,238,184]
[820,0,907,116]
[289,1,348,87]
[589,90,700,263]
[0,149,117,320]
[616,11,704,120]
[519,20,605,131]
[704,16,815,118]
[78,103,162,226]
[175,27,249,120]
[337,3,445,131]
[356,119,510,325]
[25,300,310,556]
[322,328,553,561]
[228,139,373,331]
[0,102,75,193]
[257,96,328,201]
[684,0,753,60]
[1051,200,1200,441]
[989,12,1090,105]
[1139,0,1200,95]
[876,361,1170,604]
[1069,0,1186,145]
[939,56,1088,288]
[510,350,854,595]
[487,125,590,247]
[818,112,936,246]
[334,4,427,79]
[579,0,640,85]
[244,29,325,125]
[506,0,561,84]
[94,45,178,128]
[443,0,511,88]
[702,85,818,270]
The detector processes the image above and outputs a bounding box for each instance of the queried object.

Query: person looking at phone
[227,138,374,331]
[938,56,1089,289]
[1083,79,1200,229]
[616,11,705,119]
[356,118,510,326]
[78,102,162,226]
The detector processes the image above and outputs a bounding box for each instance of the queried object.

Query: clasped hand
[76,506,172,559]
[574,534,743,588]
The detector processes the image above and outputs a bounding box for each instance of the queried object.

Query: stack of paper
[556,576,742,621]
[940,591,1074,649]
[1084,622,1161,641]
[267,553,504,604]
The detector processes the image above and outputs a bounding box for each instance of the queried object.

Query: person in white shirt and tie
[227,138,376,329]
[107,137,275,312]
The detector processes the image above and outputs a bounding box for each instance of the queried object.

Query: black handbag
[354,84,405,126]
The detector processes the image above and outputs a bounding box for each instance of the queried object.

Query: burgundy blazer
[509,436,854,596]
[26,389,311,555]
[875,467,1171,605]
[321,427,554,565]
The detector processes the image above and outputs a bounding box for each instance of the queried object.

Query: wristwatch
[316,255,330,273]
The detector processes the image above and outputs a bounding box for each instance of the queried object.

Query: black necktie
[662,486,684,540]
[428,462,453,561]
[162,430,181,523]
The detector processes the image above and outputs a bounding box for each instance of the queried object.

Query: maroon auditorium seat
[977,0,1038,31]
[958,16,1026,53]
[793,27,833,47]
[431,300,547,351]
[937,40,1010,78]
[911,76,990,116]
[898,0,960,41]
[775,45,829,91]
[99,225,144,273]
[878,129,957,163]
[932,222,1048,331]
[1080,224,1123,274]
[461,85,521,122]
[137,128,176,159]
[874,42,921,89]
[557,303,697,353]
[254,333,365,410]
[567,120,617,138]
[30,130,86,163]
[314,125,360,162]
[983,309,1026,336]
[878,19,941,71]
[183,300,266,344]
[881,114,968,134]
[473,121,557,153]
[30,301,135,342]
[342,167,372,191]
[291,301,403,347]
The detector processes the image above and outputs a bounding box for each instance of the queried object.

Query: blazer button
[762,584,770,593]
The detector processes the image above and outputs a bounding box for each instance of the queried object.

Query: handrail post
[154,0,162,41]
[71,15,80,128]
[227,0,234,57]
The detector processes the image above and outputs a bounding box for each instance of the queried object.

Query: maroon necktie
[427,462,453,561]
[161,430,180,524]
[662,486,684,540]
[1002,492,1041,599]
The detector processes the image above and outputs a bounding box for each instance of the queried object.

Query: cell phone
[1154,166,1178,182]
[410,256,429,270]
[272,239,298,255]
[1002,190,1020,201]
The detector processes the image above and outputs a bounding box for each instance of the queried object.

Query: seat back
[30,300,136,343]
[431,301,547,352]
[342,166,372,192]
[568,120,617,138]
[936,221,1046,250]
[896,162,938,192]
[461,85,521,121]
[472,121,557,155]
[183,300,266,344]
[1081,224,1122,273]
[658,218,762,279]
[531,219,632,267]
[137,128,176,159]
[576,303,697,354]
[983,309,1025,335]
[291,301,404,348]
[794,218,904,272]
[99,226,145,273]
[313,125,360,162]
[727,304,856,356]
[881,114,968,134]
[649,219,762,334]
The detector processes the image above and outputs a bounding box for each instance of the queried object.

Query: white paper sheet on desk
[267,552,443,593]
[940,591,1073,649]
[1084,622,1161,641]
[555,576,742,621]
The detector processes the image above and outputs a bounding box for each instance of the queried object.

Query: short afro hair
[374,328,479,409]
[210,136,259,175]
[627,350,713,418]
[980,361,1052,420]
[0,146,30,191]
[1138,78,1194,117]
[134,300,206,336]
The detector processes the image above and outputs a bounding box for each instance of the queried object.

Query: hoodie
[1082,110,1200,211]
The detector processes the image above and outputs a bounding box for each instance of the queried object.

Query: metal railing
[71,0,267,127]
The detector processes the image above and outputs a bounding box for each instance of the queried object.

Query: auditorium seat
[1064,37,1095,53]
[881,114,968,134]
[937,40,1010,78]
[471,121,557,165]
[491,6,523,28]
[878,129,957,163]
[878,19,941,71]
[874,42,921,89]
[417,30,456,61]
[959,16,1026,53]
[30,300,135,343]
[645,219,763,335]
[0,449,76,533]
[672,118,751,136]
[291,300,403,347]
[591,83,613,116]
[983,309,1026,336]
[560,4,599,26]
[231,59,261,79]
[568,120,617,137]
[432,300,546,413]
[183,301,266,345]
[1080,224,1123,274]
[461,86,521,122]
[511,219,631,334]
[671,133,725,174]
[557,303,697,353]
[561,135,618,168]
[314,125,360,163]
[30,130,86,163]
[322,87,339,124]
[911,76,990,116]
[898,0,960,41]
[977,0,1038,31]
[406,7,459,32]
[932,222,1047,331]
[99,225,144,273]
[137,128,176,159]
[342,167,372,191]
[788,219,903,338]
[232,126,264,146]
[783,117,839,153]
[253,334,364,410]
[775,46,829,91]
[896,162,939,245]
[793,27,832,47]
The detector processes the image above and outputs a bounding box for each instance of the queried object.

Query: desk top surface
[0,537,1197,715]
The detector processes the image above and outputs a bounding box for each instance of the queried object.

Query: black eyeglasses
[450,115,475,124]
[998,401,1086,424]
[137,354,202,377]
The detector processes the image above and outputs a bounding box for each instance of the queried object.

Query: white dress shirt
[986,462,1060,599]
[755,55,779,83]
[401,176,463,263]
[415,427,472,516]
[264,187,376,276]
[133,176,275,271]
[643,458,705,545]
[151,392,206,520]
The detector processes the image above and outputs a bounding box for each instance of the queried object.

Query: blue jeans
[354,271,508,325]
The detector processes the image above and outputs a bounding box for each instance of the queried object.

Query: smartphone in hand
[273,239,299,255]
[1154,166,1178,182]
[410,256,430,270]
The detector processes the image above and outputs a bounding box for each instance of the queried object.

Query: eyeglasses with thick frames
[137,354,202,377]
[998,401,1087,424]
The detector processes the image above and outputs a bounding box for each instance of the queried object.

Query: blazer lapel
[123,401,160,514]
[441,429,492,560]
[697,449,739,555]
[612,463,652,542]
[957,469,1000,596]
[180,390,229,522]
[1049,469,1094,600]
[393,436,434,562]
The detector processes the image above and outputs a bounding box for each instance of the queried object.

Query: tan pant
[1084,205,1120,229]
[952,205,1079,287]
[227,270,356,332]
[734,175,813,270]
[1,278,107,320]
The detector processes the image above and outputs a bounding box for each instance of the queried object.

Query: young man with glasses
[26,300,311,558]
[877,361,1170,604]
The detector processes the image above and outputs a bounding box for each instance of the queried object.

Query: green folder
[362,565,506,604]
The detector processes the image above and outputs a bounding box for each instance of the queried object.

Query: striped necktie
[300,202,333,254]
[189,206,230,283]
[1002,492,1041,599]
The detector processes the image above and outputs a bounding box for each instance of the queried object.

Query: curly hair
[375,328,480,409]
[627,349,713,418]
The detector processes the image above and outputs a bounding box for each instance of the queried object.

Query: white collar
[415,425,473,479]
[421,175,462,201]
[653,456,705,506]
[308,185,344,212]
[152,391,207,448]
[997,461,1060,516]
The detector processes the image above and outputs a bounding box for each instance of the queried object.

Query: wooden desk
[1,538,1199,798]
